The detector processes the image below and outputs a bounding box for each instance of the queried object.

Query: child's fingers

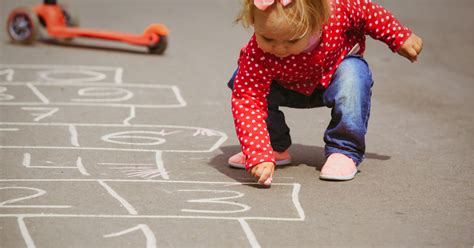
[406,47,418,62]
[258,165,274,185]
[413,43,422,55]
[416,38,423,50]
[250,165,263,179]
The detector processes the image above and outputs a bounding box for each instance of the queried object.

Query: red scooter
[6,0,169,54]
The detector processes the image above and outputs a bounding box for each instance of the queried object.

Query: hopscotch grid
[1,214,305,222]
[0,102,185,108]
[68,124,80,147]
[0,64,123,84]
[0,178,298,186]
[76,157,90,176]
[0,128,19,131]
[0,146,224,153]
[239,218,261,248]
[26,83,50,104]
[0,81,185,88]
[97,180,138,215]
[17,216,36,248]
[154,151,169,180]
[0,179,304,221]
[123,105,135,125]
[21,107,59,122]
[0,81,187,108]
[0,64,123,70]
[0,122,228,153]
[0,64,303,247]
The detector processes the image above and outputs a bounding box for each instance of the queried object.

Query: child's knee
[329,58,373,99]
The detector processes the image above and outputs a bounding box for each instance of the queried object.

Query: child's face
[253,9,312,58]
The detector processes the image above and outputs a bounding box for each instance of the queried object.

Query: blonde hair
[236,0,331,38]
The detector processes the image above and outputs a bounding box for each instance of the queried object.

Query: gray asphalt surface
[1,0,473,247]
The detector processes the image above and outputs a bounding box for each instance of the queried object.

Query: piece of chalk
[263,177,272,186]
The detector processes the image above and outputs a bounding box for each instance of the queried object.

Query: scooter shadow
[207,144,391,186]
[39,38,160,55]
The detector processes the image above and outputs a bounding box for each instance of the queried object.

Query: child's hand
[397,33,423,63]
[249,162,275,186]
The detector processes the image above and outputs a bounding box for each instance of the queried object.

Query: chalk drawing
[101,130,179,146]
[123,105,135,125]
[68,124,80,147]
[104,224,157,248]
[0,187,71,209]
[98,162,163,179]
[98,180,138,215]
[154,151,169,180]
[39,69,107,83]
[0,122,228,153]
[22,153,90,176]
[0,82,186,108]
[0,64,305,248]
[18,217,36,248]
[26,83,49,104]
[178,190,251,214]
[0,128,19,131]
[0,68,14,82]
[21,107,59,121]
[0,64,123,84]
[239,218,261,248]
[71,87,134,102]
[0,86,14,101]
[0,179,305,222]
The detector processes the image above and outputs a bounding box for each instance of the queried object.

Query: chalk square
[10,218,253,248]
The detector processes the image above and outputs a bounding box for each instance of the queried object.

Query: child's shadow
[207,144,391,182]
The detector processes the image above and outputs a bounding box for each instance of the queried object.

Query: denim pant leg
[322,56,374,165]
[228,70,293,152]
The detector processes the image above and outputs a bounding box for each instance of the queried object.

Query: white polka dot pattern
[231,0,412,169]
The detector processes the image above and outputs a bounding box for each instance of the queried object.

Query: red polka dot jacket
[231,0,412,169]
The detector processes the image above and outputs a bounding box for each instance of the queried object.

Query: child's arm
[231,38,276,184]
[346,0,423,61]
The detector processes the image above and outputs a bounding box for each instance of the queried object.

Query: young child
[227,0,423,185]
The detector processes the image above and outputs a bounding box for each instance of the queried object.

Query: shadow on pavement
[38,39,156,55]
[208,144,391,182]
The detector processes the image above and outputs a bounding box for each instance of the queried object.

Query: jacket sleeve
[231,45,275,170]
[344,0,412,52]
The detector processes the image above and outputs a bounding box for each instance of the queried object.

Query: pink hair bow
[254,0,292,10]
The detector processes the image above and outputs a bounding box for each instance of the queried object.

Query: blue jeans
[228,56,373,165]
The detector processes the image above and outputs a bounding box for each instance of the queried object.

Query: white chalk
[263,177,272,186]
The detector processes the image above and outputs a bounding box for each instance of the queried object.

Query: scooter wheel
[6,7,39,44]
[148,36,168,55]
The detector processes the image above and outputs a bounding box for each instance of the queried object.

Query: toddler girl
[227,0,423,185]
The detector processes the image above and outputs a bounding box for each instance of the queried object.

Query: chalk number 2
[0,86,14,101]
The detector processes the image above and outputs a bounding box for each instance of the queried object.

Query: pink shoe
[320,153,358,181]
[228,150,292,169]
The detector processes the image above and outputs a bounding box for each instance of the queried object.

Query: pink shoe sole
[319,169,358,181]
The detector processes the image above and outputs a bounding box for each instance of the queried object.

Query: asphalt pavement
[0,0,473,247]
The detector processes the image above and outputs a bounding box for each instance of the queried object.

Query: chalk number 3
[179,190,250,214]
